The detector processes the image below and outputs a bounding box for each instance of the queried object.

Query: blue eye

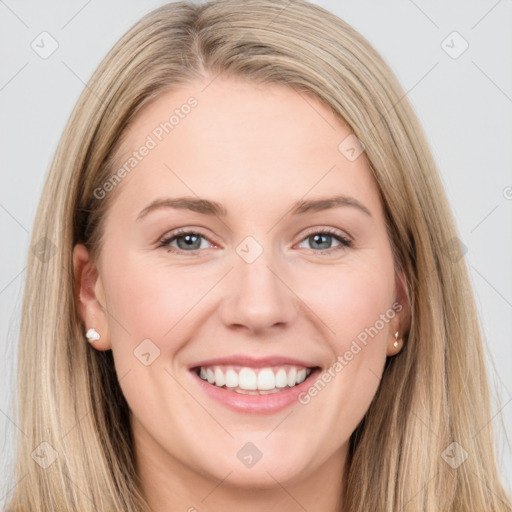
[297,229,352,253]
[158,229,211,253]
[158,228,352,255]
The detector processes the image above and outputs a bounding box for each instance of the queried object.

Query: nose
[218,249,299,335]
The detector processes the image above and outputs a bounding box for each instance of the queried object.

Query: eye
[158,227,353,255]
[158,229,214,254]
[296,228,352,254]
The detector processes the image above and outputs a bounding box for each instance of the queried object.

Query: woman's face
[75,76,408,492]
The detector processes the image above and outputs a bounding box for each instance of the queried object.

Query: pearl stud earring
[393,331,399,348]
[85,328,100,343]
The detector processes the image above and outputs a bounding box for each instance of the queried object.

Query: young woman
[5,0,511,510]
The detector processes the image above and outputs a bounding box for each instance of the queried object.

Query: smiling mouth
[192,364,319,395]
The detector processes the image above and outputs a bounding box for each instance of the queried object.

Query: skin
[74,75,409,512]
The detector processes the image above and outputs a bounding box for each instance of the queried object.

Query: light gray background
[1,0,511,504]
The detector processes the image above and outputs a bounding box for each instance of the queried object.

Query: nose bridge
[218,235,297,333]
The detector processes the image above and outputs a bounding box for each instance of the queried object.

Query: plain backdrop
[1,0,511,504]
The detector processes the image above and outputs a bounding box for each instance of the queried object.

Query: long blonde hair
[5,1,511,510]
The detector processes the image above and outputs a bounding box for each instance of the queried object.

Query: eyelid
[298,225,352,243]
[294,226,353,254]
[158,225,353,254]
[157,227,218,249]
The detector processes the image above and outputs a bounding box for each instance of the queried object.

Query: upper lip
[189,354,320,370]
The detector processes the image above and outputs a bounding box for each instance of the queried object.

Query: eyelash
[157,227,353,256]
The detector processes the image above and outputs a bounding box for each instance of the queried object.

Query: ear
[72,243,111,351]
[386,269,411,356]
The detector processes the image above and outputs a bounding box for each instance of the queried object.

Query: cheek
[298,258,395,351]
[295,254,395,406]
[100,256,203,423]
[333,273,392,352]
[101,253,207,343]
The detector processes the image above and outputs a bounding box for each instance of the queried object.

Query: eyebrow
[136,194,372,222]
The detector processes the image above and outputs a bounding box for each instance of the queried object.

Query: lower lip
[190,368,321,414]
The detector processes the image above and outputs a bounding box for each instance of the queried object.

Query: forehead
[109,76,382,219]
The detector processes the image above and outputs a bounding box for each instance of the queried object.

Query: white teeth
[238,367,257,390]
[225,369,238,388]
[257,368,275,390]
[287,367,297,387]
[195,364,314,392]
[234,387,282,395]
[214,367,225,387]
[275,368,288,388]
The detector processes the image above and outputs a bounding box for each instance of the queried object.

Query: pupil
[311,234,330,250]
[175,234,334,251]
[178,234,200,250]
